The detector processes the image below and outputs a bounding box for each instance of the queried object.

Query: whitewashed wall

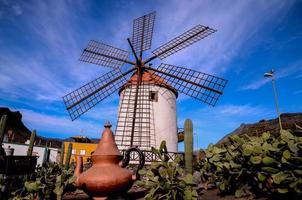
[115,84,178,152]
[154,86,178,152]
[2,142,59,166]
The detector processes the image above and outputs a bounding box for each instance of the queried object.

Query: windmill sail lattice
[80,40,133,69]
[151,63,227,106]
[63,11,227,153]
[63,68,135,120]
[132,11,156,56]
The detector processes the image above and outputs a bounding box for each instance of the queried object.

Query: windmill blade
[79,40,134,69]
[132,11,156,56]
[63,68,135,120]
[149,63,227,106]
[149,25,216,61]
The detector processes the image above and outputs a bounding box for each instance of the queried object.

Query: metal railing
[121,149,184,163]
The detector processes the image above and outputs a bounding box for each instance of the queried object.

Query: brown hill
[217,112,302,144]
[0,107,31,143]
[0,107,62,148]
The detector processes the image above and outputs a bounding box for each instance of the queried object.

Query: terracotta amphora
[74,121,145,200]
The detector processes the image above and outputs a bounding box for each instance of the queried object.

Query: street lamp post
[194,132,198,150]
[264,69,283,130]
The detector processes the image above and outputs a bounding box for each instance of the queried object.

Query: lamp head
[264,69,274,78]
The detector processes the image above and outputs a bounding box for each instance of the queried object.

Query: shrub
[137,141,198,200]
[197,130,302,198]
[3,163,76,200]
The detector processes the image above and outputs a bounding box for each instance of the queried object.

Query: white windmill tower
[115,70,178,152]
[63,12,227,156]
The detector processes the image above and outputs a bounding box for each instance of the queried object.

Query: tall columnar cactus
[42,147,50,165]
[0,115,7,144]
[59,142,65,167]
[65,143,72,170]
[184,119,193,174]
[27,130,36,156]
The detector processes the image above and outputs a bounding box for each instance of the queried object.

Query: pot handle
[122,147,145,179]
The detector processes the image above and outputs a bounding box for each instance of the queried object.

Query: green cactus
[196,129,302,198]
[0,115,7,144]
[27,130,36,156]
[65,143,72,170]
[184,119,193,175]
[42,147,50,165]
[59,143,65,167]
[137,141,198,200]
[9,162,76,199]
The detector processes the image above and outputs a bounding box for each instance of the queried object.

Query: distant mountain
[0,107,62,148]
[0,107,31,143]
[217,112,302,144]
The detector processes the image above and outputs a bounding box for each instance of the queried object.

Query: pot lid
[92,121,121,156]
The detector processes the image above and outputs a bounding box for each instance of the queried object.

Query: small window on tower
[149,91,158,102]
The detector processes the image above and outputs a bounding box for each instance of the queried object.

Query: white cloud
[12,4,22,16]
[0,56,67,101]
[294,90,302,95]
[0,0,297,144]
[0,0,294,103]
[152,0,293,74]
[218,104,266,116]
[239,60,302,90]
[177,103,273,149]
[8,107,107,138]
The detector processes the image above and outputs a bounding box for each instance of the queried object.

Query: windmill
[63,11,227,153]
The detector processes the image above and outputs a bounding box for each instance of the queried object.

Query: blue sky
[0,0,301,150]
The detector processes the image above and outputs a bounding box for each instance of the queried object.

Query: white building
[2,142,60,166]
[115,70,178,152]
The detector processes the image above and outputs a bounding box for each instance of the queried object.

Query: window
[72,149,76,155]
[149,91,158,102]
[80,150,86,155]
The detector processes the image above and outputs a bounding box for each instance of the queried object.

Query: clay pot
[74,121,145,200]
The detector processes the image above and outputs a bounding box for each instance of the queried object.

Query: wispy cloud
[0,0,294,102]
[12,4,22,16]
[218,104,267,116]
[0,0,298,144]
[177,103,273,149]
[239,60,302,90]
[152,0,293,75]
[0,56,67,101]
[2,106,115,138]
[20,108,100,138]
[294,90,302,95]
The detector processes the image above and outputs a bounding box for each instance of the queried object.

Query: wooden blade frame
[145,25,216,63]
[132,11,156,58]
[79,40,134,69]
[63,68,135,120]
[148,63,227,106]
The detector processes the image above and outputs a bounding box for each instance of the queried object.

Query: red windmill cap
[119,70,178,97]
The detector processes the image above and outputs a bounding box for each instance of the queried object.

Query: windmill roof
[119,70,178,97]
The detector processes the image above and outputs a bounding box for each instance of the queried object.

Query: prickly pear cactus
[197,130,302,198]
[65,143,73,170]
[137,141,198,200]
[184,119,193,174]
[27,130,36,156]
